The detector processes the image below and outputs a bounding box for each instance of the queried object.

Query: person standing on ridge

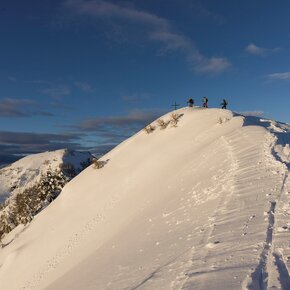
[187,98,194,107]
[202,96,208,108]
[221,99,228,109]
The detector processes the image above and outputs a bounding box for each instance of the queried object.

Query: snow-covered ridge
[0,108,289,290]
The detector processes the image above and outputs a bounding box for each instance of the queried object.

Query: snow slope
[0,108,289,290]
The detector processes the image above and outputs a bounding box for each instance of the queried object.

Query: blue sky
[0,0,290,164]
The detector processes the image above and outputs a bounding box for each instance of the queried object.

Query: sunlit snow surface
[0,108,289,290]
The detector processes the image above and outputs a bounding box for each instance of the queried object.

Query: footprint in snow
[277,226,290,232]
[206,241,220,248]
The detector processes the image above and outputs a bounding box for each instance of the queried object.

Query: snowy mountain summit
[0,108,290,290]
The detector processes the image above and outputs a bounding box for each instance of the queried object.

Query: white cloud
[122,93,151,103]
[245,43,280,56]
[266,72,290,81]
[79,109,162,129]
[41,85,70,99]
[149,30,196,54]
[64,0,231,74]
[0,98,54,117]
[65,0,168,28]
[196,57,231,74]
[75,81,95,93]
[8,77,17,82]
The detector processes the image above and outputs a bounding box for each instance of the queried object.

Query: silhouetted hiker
[221,99,228,109]
[187,98,194,107]
[202,97,208,108]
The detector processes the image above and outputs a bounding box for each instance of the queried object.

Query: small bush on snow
[92,158,103,169]
[156,118,169,129]
[170,113,182,127]
[143,124,156,134]
[218,117,230,124]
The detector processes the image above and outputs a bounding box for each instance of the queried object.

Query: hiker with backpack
[202,97,208,108]
[187,98,194,107]
[221,99,228,109]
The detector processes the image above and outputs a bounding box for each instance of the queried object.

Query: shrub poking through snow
[170,113,182,127]
[218,117,230,124]
[144,113,183,134]
[144,124,156,134]
[156,118,169,130]
[92,158,103,169]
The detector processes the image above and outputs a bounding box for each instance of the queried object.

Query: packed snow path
[0,108,289,290]
[182,126,289,290]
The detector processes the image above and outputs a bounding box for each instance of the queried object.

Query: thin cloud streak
[0,98,54,118]
[70,109,166,152]
[121,93,151,104]
[75,81,95,93]
[77,109,165,131]
[266,72,290,81]
[245,43,280,56]
[196,57,231,74]
[0,109,165,165]
[0,98,32,117]
[0,131,87,166]
[41,85,71,99]
[0,131,82,145]
[64,0,231,74]
[67,0,168,28]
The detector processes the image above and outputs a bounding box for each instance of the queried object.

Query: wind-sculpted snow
[0,108,289,290]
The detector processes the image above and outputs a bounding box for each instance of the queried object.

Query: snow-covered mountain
[0,108,290,290]
[0,149,93,201]
[0,149,93,240]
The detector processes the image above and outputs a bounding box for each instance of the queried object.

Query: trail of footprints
[21,214,105,290]
[248,139,290,289]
